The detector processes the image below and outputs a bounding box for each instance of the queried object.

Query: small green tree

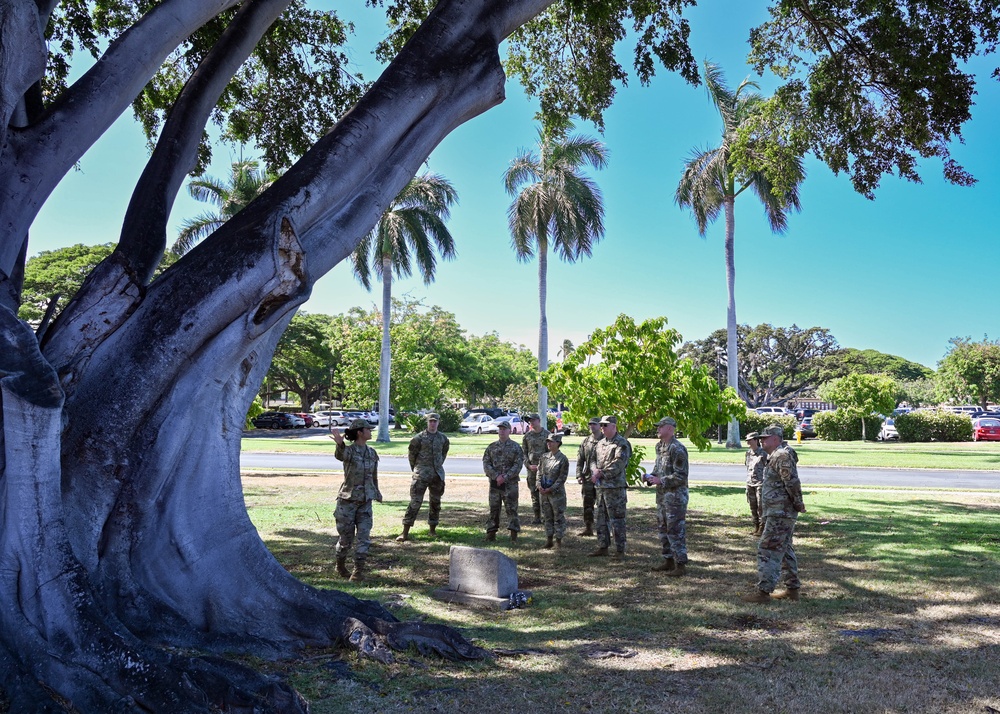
[817,373,898,440]
[265,313,337,409]
[937,337,1000,410]
[542,314,745,450]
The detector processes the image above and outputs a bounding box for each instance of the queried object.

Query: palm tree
[173,160,277,255]
[675,61,805,449]
[504,125,608,418]
[351,173,458,442]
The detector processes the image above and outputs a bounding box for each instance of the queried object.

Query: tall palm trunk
[537,236,549,418]
[377,253,393,442]
[724,196,742,449]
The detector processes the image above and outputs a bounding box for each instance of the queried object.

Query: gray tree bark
[723,197,742,449]
[0,0,553,709]
[378,254,393,442]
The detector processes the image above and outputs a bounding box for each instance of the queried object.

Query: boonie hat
[762,425,784,438]
[746,431,761,440]
[546,433,563,444]
[599,415,617,425]
[655,416,677,427]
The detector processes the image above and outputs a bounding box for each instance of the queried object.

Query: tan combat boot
[543,534,554,549]
[509,530,518,543]
[650,557,676,573]
[335,553,350,579]
[555,538,562,549]
[664,562,686,577]
[772,588,800,601]
[428,524,437,536]
[611,549,625,560]
[587,546,609,557]
[349,557,366,583]
[395,525,410,542]
[740,589,772,603]
[486,531,497,542]
[578,522,594,537]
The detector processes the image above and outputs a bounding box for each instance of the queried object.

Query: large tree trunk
[378,254,393,442]
[537,238,549,418]
[723,197,742,449]
[0,0,553,709]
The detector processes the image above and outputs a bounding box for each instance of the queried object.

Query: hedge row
[703,411,798,441]
[812,410,882,441]
[894,410,973,442]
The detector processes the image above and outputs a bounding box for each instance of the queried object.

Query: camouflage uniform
[652,437,689,565]
[333,441,381,557]
[522,427,550,522]
[757,444,805,593]
[538,450,570,539]
[576,432,602,530]
[402,429,450,528]
[745,444,767,531]
[594,432,632,553]
[482,438,524,535]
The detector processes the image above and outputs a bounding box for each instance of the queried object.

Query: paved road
[239,452,999,489]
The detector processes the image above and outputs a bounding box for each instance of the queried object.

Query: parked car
[797,417,816,438]
[972,417,1000,442]
[310,412,332,427]
[295,413,317,428]
[484,415,527,434]
[877,418,899,441]
[464,407,506,419]
[755,406,792,416]
[316,410,350,427]
[460,413,495,433]
[252,412,299,429]
[794,408,821,420]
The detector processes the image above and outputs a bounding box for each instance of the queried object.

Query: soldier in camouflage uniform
[396,413,450,542]
[538,433,570,549]
[330,418,383,582]
[744,432,767,535]
[588,415,632,559]
[482,420,524,542]
[646,417,689,576]
[575,417,602,536]
[741,425,807,603]
[521,413,550,525]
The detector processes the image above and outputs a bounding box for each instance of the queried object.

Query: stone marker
[431,545,531,610]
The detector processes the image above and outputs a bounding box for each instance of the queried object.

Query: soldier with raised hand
[588,415,632,559]
[521,413,550,525]
[646,416,689,576]
[538,433,570,549]
[575,417,603,536]
[482,420,524,543]
[744,432,767,535]
[329,418,382,582]
[741,425,807,603]
[396,413,450,542]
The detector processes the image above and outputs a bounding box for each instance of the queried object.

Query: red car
[295,413,317,428]
[972,417,1000,441]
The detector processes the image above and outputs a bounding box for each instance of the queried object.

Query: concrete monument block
[431,545,530,610]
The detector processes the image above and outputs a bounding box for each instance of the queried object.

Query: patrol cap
[347,418,369,431]
[655,416,677,428]
[746,431,761,440]
[425,412,440,422]
[495,420,512,430]
[599,415,617,425]
[587,416,601,425]
[525,412,541,421]
[762,425,784,438]
[546,432,563,444]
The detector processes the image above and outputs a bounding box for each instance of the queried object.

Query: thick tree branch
[0,0,46,138]
[0,0,241,277]
[119,0,295,283]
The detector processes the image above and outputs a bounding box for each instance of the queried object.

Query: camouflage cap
[525,412,541,421]
[546,432,563,444]
[425,412,440,422]
[762,425,784,438]
[347,418,369,431]
[495,420,512,430]
[746,431,761,440]
[587,416,601,425]
[599,415,618,425]
[655,416,677,428]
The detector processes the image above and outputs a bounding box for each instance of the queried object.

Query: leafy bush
[894,410,973,442]
[737,410,798,439]
[625,444,648,487]
[403,413,427,433]
[245,396,264,429]
[437,407,463,433]
[812,410,882,441]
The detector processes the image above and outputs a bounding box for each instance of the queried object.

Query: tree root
[341,617,492,663]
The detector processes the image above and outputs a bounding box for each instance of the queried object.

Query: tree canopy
[937,336,1000,410]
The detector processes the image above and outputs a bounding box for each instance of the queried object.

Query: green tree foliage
[825,348,934,382]
[174,160,278,254]
[542,314,745,449]
[812,409,883,442]
[896,378,940,408]
[936,337,1000,410]
[894,410,974,442]
[817,373,898,440]
[500,381,542,418]
[504,123,608,417]
[682,324,841,406]
[264,312,336,409]
[465,333,537,406]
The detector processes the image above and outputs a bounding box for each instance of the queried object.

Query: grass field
[244,473,1000,713]
[241,431,1000,471]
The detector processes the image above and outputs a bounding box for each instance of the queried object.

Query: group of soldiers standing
[327,411,807,602]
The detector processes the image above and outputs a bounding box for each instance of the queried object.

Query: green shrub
[403,413,427,433]
[625,444,648,487]
[437,407,463,433]
[812,410,882,441]
[894,410,973,442]
[738,410,798,439]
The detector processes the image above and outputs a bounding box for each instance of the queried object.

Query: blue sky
[29,2,1000,369]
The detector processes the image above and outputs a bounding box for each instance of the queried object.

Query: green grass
[242,432,1000,470]
[243,475,1000,713]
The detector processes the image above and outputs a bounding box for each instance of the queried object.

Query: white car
[755,406,792,416]
[484,415,527,434]
[877,418,899,441]
[460,413,495,433]
[309,412,331,427]
[317,410,350,427]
